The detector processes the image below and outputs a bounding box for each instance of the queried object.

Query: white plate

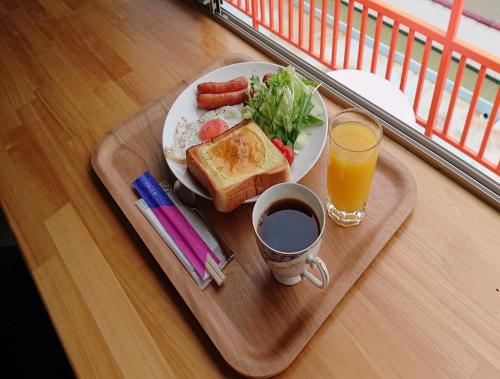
[162,62,328,202]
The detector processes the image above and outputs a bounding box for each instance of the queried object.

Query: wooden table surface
[0,0,499,378]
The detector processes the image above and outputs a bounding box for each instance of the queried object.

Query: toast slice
[186,119,290,212]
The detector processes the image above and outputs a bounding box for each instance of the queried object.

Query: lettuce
[245,66,323,147]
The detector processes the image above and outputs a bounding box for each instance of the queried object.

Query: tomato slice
[270,137,293,165]
[199,118,229,142]
[280,145,294,165]
[263,73,273,87]
[271,137,284,150]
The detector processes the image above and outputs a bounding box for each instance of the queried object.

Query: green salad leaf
[245,66,323,147]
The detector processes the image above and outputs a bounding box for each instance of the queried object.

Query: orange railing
[225,0,500,176]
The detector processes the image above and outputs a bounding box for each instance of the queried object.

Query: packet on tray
[133,172,227,289]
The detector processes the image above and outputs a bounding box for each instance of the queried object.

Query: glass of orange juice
[327,108,382,226]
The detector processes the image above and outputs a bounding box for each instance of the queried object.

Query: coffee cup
[252,183,329,288]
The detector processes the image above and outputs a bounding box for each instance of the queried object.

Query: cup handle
[301,256,330,289]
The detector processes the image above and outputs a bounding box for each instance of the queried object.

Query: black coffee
[258,199,320,253]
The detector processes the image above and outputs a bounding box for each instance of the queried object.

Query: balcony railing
[224,0,500,177]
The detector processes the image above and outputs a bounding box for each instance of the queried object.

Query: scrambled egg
[165,104,244,162]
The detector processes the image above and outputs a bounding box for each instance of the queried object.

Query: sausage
[196,89,248,110]
[197,76,248,94]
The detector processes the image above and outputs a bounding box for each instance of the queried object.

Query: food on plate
[262,72,272,87]
[245,66,323,163]
[280,144,294,165]
[271,137,283,149]
[199,118,229,142]
[196,75,249,110]
[186,119,290,212]
[164,104,244,162]
[197,76,248,94]
[197,89,248,110]
[271,137,294,165]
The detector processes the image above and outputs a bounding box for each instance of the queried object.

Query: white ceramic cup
[252,183,329,288]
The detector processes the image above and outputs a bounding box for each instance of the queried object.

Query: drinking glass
[327,108,382,226]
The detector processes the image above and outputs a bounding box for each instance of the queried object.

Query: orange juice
[327,121,380,212]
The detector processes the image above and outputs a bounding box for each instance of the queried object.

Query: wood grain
[0,0,499,378]
[45,203,176,378]
[91,54,416,377]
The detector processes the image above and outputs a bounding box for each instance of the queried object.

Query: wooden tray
[91,54,416,377]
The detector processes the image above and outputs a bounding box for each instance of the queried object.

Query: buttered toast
[186,120,290,212]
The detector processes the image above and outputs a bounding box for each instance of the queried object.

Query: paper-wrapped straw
[133,172,224,285]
